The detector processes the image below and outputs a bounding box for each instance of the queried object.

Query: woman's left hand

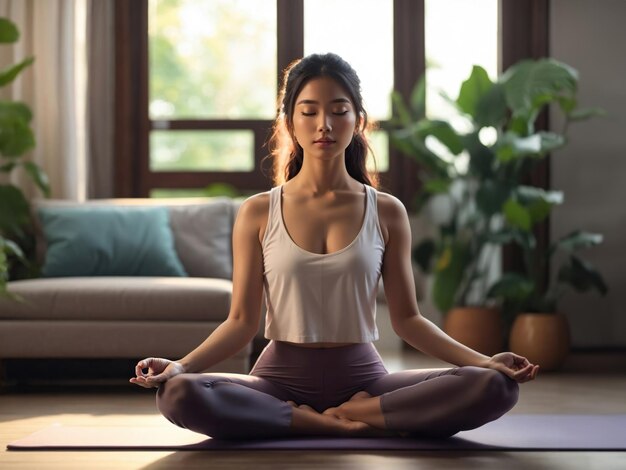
[483,352,540,383]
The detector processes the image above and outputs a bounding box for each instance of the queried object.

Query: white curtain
[0,0,88,201]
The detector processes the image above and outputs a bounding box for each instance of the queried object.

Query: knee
[481,369,519,414]
[156,374,200,420]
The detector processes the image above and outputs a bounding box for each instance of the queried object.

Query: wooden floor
[1,349,625,470]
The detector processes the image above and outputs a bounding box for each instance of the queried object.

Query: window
[115,0,546,210]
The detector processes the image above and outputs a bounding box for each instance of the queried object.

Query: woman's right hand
[129,357,186,389]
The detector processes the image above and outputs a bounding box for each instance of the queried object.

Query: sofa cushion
[37,206,187,277]
[1,277,232,322]
[33,197,235,279]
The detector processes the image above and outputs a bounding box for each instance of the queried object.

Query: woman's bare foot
[287,398,392,437]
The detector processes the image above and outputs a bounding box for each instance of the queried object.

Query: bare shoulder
[235,190,271,244]
[376,190,409,245]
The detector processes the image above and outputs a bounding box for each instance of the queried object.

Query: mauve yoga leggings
[156,341,519,439]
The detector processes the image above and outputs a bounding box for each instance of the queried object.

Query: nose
[317,112,332,132]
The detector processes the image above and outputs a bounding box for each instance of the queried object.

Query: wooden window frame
[113,0,424,206]
[113,0,548,218]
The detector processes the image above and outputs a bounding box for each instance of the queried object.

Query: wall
[550,0,626,347]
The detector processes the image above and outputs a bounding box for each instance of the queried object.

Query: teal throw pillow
[38,206,188,277]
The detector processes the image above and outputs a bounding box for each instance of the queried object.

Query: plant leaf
[418,120,464,155]
[487,273,535,302]
[476,180,511,216]
[22,161,51,197]
[554,230,604,252]
[457,65,493,117]
[500,58,578,118]
[409,75,426,119]
[557,255,608,295]
[504,199,532,231]
[0,18,19,43]
[413,238,436,272]
[0,57,35,87]
[568,107,607,121]
[0,184,30,235]
[433,241,471,312]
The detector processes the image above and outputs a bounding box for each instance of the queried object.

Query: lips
[314,139,335,143]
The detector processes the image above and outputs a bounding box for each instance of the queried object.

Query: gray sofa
[0,196,397,378]
[0,197,252,374]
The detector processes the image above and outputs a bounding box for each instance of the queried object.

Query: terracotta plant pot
[509,313,571,371]
[443,306,504,357]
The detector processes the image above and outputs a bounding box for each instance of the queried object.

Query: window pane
[368,131,389,173]
[150,130,254,171]
[149,0,277,119]
[425,0,498,126]
[150,183,250,198]
[303,0,394,121]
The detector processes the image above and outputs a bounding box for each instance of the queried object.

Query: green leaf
[557,255,608,296]
[495,131,565,162]
[0,18,19,43]
[568,107,607,121]
[500,58,578,117]
[462,132,496,178]
[554,230,604,253]
[485,229,536,250]
[487,273,535,302]
[0,184,30,235]
[409,75,426,119]
[423,178,451,194]
[515,186,563,224]
[391,90,413,126]
[476,180,511,216]
[457,65,493,117]
[413,238,436,272]
[0,57,35,87]
[0,101,33,122]
[0,161,17,172]
[475,82,507,128]
[22,161,51,197]
[0,117,36,156]
[418,120,464,155]
[504,199,532,231]
[433,241,471,312]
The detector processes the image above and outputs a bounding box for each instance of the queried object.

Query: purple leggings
[156,341,519,439]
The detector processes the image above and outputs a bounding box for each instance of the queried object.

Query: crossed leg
[323,366,520,438]
[156,372,386,439]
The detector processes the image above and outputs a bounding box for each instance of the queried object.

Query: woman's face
[291,76,357,160]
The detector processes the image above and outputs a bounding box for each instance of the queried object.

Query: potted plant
[0,17,49,299]
[387,58,604,356]
[489,228,608,371]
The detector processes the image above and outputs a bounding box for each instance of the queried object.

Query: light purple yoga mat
[7,414,626,451]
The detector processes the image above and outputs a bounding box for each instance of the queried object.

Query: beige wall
[549,0,626,347]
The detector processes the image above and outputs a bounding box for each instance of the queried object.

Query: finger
[135,359,149,377]
[512,363,533,380]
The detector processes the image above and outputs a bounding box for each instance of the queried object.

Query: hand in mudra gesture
[484,352,540,383]
[129,357,185,389]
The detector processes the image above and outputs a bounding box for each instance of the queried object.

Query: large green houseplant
[388,58,606,335]
[0,17,49,298]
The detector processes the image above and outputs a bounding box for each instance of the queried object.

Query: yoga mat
[7,414,626,451]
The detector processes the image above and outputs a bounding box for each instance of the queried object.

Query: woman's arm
[378,194,489,368]
[177,195,267,373]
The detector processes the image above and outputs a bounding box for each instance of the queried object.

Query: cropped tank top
[261,183,386,343]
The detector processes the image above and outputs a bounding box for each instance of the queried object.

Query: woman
[130,53,539,440]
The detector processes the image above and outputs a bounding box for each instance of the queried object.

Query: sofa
[0,196,397,379]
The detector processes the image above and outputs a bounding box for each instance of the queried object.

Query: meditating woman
[130,53,539,439]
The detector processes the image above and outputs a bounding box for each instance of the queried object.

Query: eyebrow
[296,98,352,106]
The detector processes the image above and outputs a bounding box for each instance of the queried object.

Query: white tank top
[261,183,385,343]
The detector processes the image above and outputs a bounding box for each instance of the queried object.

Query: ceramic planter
[443,306,504,357]
[509,312,571,371]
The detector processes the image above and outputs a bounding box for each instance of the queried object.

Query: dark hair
[264,53,380,188]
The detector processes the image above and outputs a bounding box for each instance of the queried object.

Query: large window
[115,1,545,208]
